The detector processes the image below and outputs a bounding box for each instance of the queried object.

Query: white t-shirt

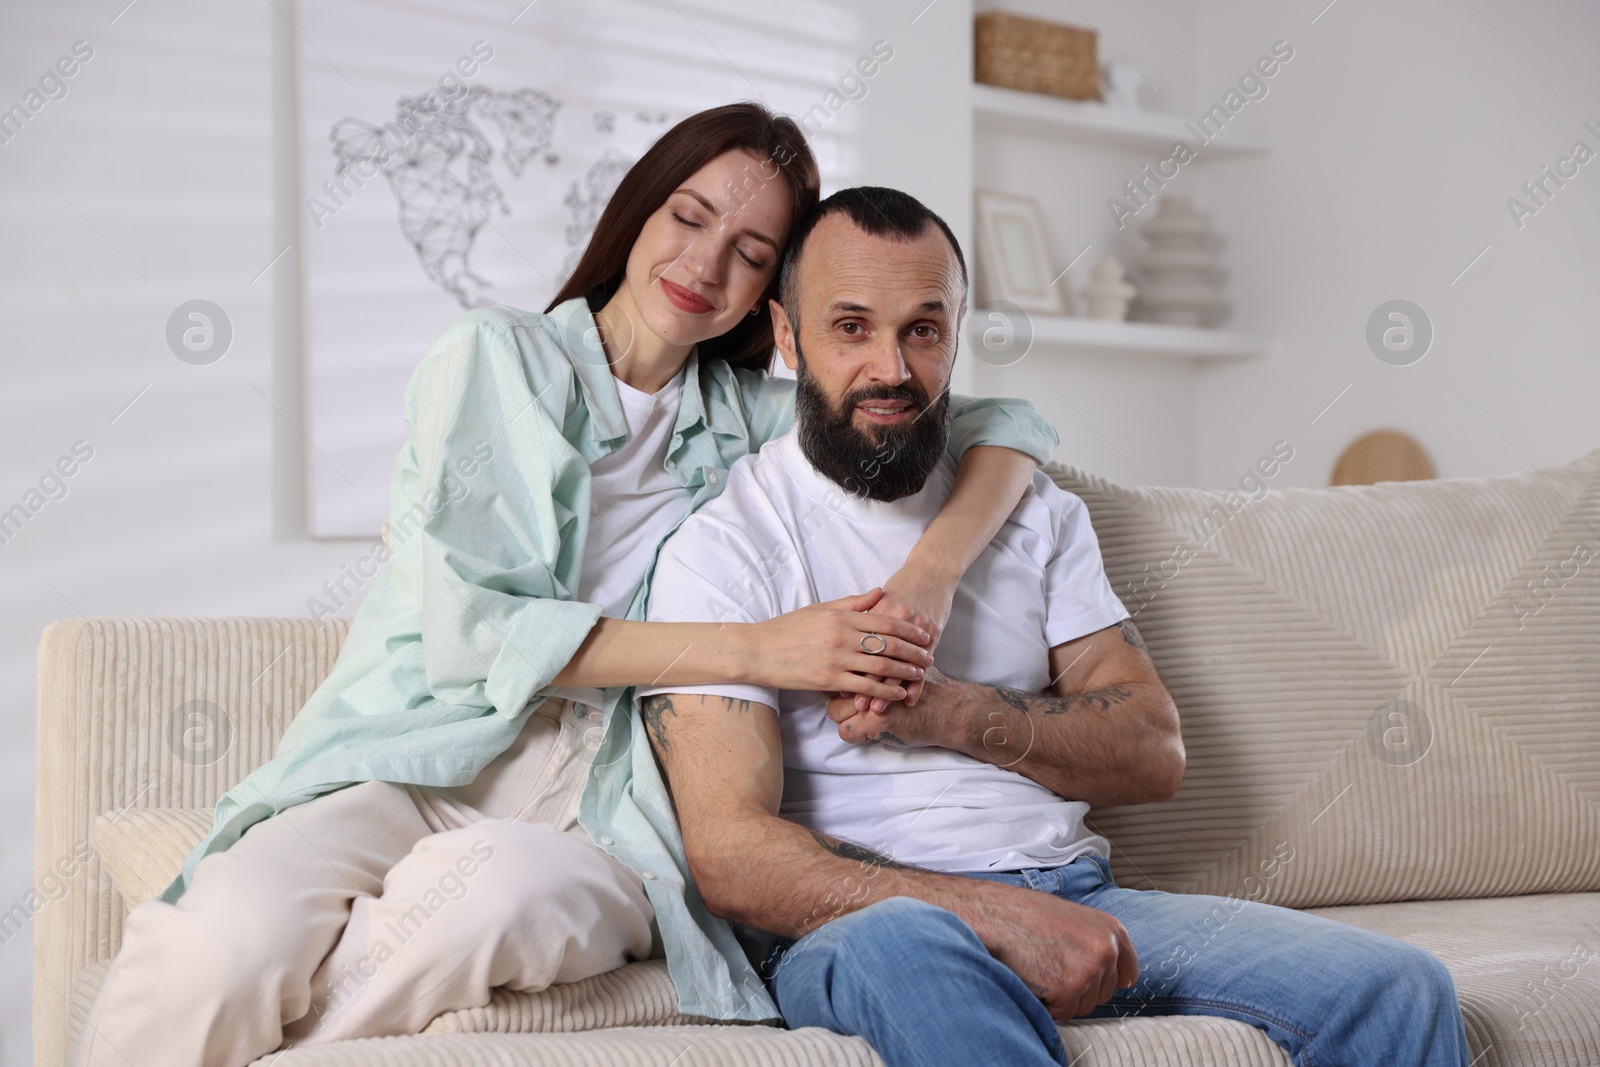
[549,368,695,712]
[582,369,694,616]
[640,432,1130,874]
[426,368,693,825]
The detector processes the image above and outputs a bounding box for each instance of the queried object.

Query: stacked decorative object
[1081,255,1137,321]
[1133,196,1229,327]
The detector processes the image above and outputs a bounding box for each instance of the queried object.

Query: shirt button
[642,870,657,880]
[592,766,602,777]
[600,835,615,846]
[707,469,719,484]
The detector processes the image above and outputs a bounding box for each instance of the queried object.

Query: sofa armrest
[33,617,348,1067]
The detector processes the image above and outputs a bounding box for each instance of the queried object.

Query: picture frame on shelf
[974,190,1066,315]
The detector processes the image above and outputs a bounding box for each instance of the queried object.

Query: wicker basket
[975,12,1100,101]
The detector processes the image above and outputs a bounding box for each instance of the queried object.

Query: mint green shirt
[165,298,1060,1021]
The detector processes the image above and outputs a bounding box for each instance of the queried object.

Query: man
[637,186,1470,1066]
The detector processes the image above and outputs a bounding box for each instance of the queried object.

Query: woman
[76,103,1059,1065]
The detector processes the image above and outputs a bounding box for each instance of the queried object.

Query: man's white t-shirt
[640,431,1130,874]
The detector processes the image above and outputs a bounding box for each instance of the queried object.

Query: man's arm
[831,618,1185,807]
[641,691,1137,1020]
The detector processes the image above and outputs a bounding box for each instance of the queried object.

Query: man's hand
[970,881,1139,1019]
[829,664,967,747]
[826,620,1185,807]
[643,690,1139,1021]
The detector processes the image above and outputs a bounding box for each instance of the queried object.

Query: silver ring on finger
[858,633,887,655]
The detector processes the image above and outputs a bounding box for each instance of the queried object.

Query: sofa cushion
[91,807,216,908]
[68,959,111,1055]
[422,960,701,1034]
[239,1017,1297,1066]
[1047,449,1600,908]
[1310,892,1600,1067]
[72,953,1291,1065]
[71,957,704,1050]
[241,1027,883,1066]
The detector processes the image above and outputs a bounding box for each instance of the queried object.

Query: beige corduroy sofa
[35,451,1600,1067]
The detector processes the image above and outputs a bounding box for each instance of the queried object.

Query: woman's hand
[850,560,960,713]
[749,588,933,703]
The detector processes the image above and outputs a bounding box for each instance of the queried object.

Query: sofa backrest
[32,451,1600,1063]
[1047,448,1600,910]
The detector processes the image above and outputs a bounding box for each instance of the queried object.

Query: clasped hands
[829,563,965,748]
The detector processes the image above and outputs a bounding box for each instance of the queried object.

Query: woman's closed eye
[673,211,765,270]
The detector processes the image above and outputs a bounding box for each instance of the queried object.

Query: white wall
[843,0,980,394]
[0,2,362,1058]
[1190,0,1600,486]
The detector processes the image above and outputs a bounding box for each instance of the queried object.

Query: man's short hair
[777,186,969,323]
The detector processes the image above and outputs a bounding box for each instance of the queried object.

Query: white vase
[1133,196,1229,327]
[1081,255,1137,321]
[1101,58,1142,110]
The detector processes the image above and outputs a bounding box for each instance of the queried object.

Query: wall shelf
[968,311,1269,361]
[972,83,1269,157]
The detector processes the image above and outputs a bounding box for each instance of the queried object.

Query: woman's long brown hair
[546,102,820,370]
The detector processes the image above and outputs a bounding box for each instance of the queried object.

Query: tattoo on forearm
[996,684,1136,717]
[1118,619,1148,652]
[640,694,677,754]
[809,829,916,871]
[996,687,1032,715]
[1058,685,1134,714]
[641,694,756,755]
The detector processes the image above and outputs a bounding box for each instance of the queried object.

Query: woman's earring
[748,306,760,316]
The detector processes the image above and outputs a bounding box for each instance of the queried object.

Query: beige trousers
[74,700,655,1067]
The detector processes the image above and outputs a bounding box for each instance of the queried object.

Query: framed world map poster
[296,0,853,536]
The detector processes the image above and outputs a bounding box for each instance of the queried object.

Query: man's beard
[794,344,951,503]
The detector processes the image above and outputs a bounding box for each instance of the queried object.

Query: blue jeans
[764,854,1469,1067]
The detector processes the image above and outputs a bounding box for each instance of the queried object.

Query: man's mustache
[841,384,929,412]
